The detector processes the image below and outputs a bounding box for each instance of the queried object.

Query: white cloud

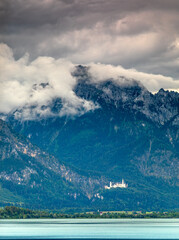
[0,43,97,119]
[88,63,179,93]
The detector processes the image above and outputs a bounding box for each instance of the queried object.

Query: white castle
[105,179,128,189]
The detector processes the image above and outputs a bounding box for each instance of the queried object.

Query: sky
[0,0,179,118]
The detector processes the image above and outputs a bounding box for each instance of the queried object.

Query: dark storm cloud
[1,0,179,28]
[0,0,179,78]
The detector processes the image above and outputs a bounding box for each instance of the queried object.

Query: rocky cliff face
[74,66,179,126]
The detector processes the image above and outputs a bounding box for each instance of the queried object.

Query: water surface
[0,219,179,239]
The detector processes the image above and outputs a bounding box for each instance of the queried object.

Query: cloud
[0,43,97,119]
[1,0,179,78]
[0,44,179,120]
[88,63,179,93]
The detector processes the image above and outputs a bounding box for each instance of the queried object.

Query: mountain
[0,119,108,210]
[1,66,179,211]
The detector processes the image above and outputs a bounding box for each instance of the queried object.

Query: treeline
[0,206,179,219]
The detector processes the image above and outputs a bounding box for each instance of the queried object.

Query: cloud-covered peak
[0,44,179,120]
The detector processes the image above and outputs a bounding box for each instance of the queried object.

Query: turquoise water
[0,219,179,239]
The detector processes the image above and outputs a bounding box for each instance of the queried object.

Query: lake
[0,219,179,239]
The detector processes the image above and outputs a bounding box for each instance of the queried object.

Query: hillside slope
[0,120,108,209]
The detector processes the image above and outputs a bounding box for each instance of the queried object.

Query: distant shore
[0,206,179,219]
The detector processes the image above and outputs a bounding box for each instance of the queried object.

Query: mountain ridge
[0,67,179,211]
